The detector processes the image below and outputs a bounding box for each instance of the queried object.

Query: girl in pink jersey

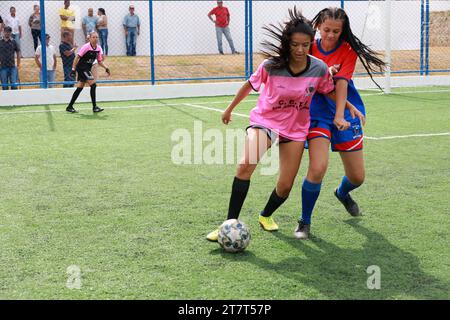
[207,8,360,242]
[66,32,110,113]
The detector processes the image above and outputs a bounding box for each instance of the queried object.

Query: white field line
[182,103,450,141]
[1,93,450,141]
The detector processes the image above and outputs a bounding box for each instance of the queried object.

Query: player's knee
[276,181,293,198]
[90,83,97,89]
[349,173,365,186]
[308,162,328,182]
[236,163,255,180]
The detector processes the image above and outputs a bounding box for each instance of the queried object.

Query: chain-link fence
[0,0,449,89]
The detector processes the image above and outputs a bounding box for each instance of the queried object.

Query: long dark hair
[261,7,315,69]
[312,7,386,89]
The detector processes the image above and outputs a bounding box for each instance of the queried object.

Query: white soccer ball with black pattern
[218,219,251,253]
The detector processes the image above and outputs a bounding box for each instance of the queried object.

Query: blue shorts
[307,118,363,152]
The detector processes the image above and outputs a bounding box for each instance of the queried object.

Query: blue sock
[301,179,322,225]
[337,176,360,199]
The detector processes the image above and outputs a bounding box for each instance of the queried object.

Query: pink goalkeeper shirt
[248,56,334,141]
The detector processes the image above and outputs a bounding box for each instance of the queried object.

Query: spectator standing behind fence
[208,0,238,55]
[97,8,108,56]
[0,16,4,38]
[123,5,140,56]
[35,34,57,88]
[0,27,20,90]
[29,5,41,51]
[60,31,77,88]
[59,0,75,45]
[5,7,22,51]
[82,8,98,42]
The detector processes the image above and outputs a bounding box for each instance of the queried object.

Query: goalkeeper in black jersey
[66,32,110,113]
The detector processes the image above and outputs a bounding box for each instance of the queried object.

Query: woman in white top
[97,8,108,56]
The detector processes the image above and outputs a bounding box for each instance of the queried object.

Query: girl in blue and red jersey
[295,7,386,239]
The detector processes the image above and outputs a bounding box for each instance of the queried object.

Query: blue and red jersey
[310,39,365,121]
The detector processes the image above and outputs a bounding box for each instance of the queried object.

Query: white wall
[1,0,450,58]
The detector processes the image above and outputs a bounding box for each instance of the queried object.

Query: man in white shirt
[35,34,57,88]
[4,7,22,50]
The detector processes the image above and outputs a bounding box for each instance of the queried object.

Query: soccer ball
[218,219,251,253]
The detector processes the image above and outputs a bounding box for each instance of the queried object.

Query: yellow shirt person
[59,6,75,29]
[59,0,75,45]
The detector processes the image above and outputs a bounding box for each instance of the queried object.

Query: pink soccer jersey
[248,56,334,141]
[77,42,103,65]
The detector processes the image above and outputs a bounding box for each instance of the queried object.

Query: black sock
[261,188,288,217]
[227,177,250,220]
[90,83,97,108]
[68,87,83,108]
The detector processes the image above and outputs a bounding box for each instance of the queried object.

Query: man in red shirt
[208,1,238,55]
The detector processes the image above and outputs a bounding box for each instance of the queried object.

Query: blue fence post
[245,0,249,79]
[149,0,155,85]
[420,0,424,75]
[249,0,253,75]
[425,0,430,76]
[341,0,345,9]
[39,0,48,88]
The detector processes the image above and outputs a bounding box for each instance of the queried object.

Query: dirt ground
[17,46,450,88]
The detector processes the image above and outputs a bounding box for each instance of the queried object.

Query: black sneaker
[294,219,310,240]
[334,188,361,216]
[66,106,78,113]
[93,106,104,113]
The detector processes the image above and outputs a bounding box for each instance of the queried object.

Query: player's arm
[325,88,365,127]
[222,81,252,125]
[333,79,350,130]
[70,55,80,78]
[97,61,110,76]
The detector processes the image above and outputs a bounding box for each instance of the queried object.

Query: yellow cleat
[206,228,219,242]
[258,215,279,231]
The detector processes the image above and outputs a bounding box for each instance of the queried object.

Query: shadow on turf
[74,113,110,120]
[211,220,450,299]
[45,105,56,132]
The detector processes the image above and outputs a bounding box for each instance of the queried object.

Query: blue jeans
[99,29,109,56]
[0,67,19,90]
[215,26,236,54]
[63,64,75,87]
[12,34,21,50]
[126,27,137,56]
[39,70,56,88]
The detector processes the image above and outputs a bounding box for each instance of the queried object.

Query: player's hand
[333,117,350,131]
[349,106,366,126]
[105,68,111,76]
[70,69,76,78]
[222,109,232,125]
[329,65,339,76]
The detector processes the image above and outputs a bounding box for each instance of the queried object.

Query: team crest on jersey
[305,84,315,97]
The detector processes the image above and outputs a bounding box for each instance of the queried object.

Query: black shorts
[76,68,94,82]
[245,125,293,144]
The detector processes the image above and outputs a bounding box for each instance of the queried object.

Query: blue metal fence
[0,0,447,89]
